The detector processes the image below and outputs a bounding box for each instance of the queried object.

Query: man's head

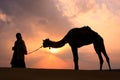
[16,33,22,40]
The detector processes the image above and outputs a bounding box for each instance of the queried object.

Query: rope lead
[28,45,43,54]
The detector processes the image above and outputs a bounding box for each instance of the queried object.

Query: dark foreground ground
[0,68,120,80]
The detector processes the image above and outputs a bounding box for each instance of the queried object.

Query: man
[11,33,27,68]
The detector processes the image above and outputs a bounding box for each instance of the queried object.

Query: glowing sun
[50,48,59,54]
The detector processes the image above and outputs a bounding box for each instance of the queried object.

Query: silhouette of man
[11,33,27,68]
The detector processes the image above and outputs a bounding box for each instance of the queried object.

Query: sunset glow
[0,0,120,70]
[50,48,59,54]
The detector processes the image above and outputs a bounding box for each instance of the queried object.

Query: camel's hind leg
[101,42,111,70]
[94,40,111,71]
[94,43,104,71]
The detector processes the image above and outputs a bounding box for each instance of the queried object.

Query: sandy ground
[0,68,120,80]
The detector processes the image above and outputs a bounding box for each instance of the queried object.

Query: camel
[43,26,111,71]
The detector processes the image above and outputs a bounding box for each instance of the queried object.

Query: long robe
[11,39,27,68]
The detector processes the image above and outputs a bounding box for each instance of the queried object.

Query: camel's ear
[43,38,48,41]
[43,39,45,42]
[46,38,50,41]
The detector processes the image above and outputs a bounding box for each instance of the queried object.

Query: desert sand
[0,68,120,80]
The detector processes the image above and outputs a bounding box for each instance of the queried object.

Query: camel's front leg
[71,47,79,70]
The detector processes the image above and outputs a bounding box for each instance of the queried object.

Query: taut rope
[28,45,43,54]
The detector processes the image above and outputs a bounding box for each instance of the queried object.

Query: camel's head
[43,38,51,48]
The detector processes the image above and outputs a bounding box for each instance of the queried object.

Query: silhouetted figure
[11,33,27,68]
[43,26,111,71]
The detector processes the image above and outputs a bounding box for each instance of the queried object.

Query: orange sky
[0,0,120,70]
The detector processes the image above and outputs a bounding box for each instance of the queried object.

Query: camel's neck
[48,39,67,48]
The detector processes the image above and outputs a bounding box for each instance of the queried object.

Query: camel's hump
[69,26,92,32]
[81,26,91,30]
